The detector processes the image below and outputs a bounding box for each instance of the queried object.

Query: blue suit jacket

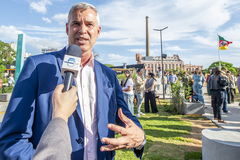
[0,47,144,160]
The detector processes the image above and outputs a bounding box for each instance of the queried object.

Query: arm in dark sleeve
[0,57,38,160]
[32,118,71,160]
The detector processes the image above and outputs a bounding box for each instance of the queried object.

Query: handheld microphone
[61,44,82,92]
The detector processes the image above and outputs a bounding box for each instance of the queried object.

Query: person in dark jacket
[208,67,228,123]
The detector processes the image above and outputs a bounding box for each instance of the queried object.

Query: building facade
[136,54,184,75]
[41,47,58,54]
[136,54,204,75]
[184,64,204,72]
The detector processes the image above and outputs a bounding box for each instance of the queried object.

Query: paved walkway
[203,90,240,130]
[0,101,8,127]
[157,84,240,130]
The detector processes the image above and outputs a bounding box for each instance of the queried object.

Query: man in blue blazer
[0,2,145,160]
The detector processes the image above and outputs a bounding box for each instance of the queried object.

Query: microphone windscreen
[61,44,82,78]
[65,44,82,57]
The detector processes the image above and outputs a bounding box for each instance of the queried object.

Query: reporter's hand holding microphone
[52,84,78,123]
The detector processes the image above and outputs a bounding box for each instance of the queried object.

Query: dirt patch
[182,117,218,152]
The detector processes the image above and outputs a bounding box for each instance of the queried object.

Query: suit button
[76,137,83,144]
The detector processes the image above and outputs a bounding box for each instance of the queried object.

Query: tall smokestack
[146,16,150,57]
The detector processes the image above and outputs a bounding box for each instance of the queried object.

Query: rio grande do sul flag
[219,35,232,50]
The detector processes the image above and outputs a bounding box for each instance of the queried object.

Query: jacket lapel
[94,60,103,122]
[55,47,65,74]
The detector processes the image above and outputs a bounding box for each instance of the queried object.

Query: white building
[41,47,58,54]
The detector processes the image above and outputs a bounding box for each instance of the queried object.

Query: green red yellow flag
[218,35,232,50]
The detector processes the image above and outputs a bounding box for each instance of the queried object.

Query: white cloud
[52,13,68,25]
[97,0,235,47]
[0,25,66,53]
[42,17,52,23]
[128,49,145,53]
[106,54,135,64]
[97,37,144,46]
[128,48,161,57]
[30,0,52,14]
[219,23,240,48]
[0,25,23,41]
[165,46,188,51]
[2,0,240,68]
[25,35,64,51]
[18,25,64,32]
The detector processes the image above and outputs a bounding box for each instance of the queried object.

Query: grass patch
[235,93,240,102]
[184,151,202,160]
[114,99,199,160]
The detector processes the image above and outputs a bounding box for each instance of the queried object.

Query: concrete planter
[183,102,205,115]
[202,129,240,160]
[0,93,12,102]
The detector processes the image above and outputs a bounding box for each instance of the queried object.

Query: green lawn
[115,100,201,160]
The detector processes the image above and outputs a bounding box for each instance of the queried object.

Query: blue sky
[1,0,240,68]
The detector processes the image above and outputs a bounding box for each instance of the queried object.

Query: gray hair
[67,2,100,25]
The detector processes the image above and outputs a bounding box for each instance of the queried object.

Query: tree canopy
[0,40,16,77]
[206,61,237,74]
[104,64,114,67]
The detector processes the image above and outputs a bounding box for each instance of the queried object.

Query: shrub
[2,78,8,84]
[170,81,185,114]
[1,86,14,94]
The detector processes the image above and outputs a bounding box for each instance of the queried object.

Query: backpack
[217,76,228,87]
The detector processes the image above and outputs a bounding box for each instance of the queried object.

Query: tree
[92,49,99,60]
[207,61,237,74]
[104,64,114,67]
[0,41,16,77]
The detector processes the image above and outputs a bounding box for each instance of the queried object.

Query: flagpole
[217,33,221,69]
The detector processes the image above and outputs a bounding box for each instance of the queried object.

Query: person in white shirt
[122,70,134,114]
[8,73,14,87]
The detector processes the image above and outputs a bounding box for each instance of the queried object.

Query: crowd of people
[120,66,240,122]
[120,67,207,117]
[207,67,240,123]
[121,69,158,117]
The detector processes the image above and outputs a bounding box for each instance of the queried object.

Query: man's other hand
[52,84,78,123]
[100,108,145,151]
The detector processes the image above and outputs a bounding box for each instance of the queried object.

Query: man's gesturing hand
[100,108,145,151]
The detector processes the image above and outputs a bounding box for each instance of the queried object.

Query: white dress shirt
[74,53,98,160]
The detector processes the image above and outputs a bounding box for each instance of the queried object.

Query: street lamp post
[154,26,169,99]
